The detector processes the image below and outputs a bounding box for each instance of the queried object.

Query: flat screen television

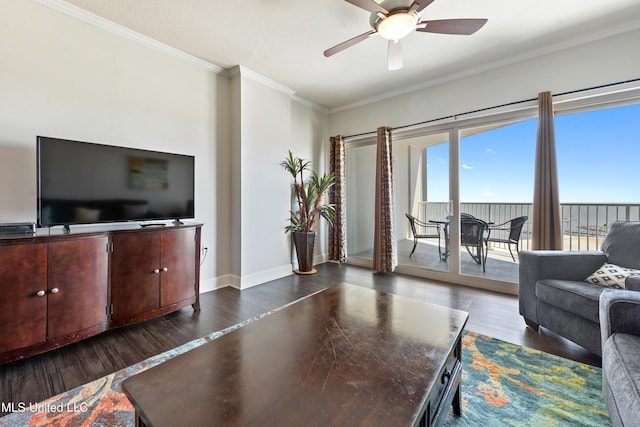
[37,136,195,227]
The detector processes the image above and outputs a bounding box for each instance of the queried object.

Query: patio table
[429,218,493,262]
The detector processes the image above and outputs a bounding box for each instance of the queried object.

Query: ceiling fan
[324,0,488,70]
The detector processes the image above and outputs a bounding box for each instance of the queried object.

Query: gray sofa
[600,288,640,426]
[519,221,640,356]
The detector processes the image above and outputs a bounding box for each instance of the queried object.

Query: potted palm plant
[281,151,336,274]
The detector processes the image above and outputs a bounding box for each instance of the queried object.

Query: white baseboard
[236,264,293,290]
[200,253,329,293]
[199,274,237,293]
[291,253,328,271]
[315,253,327,265]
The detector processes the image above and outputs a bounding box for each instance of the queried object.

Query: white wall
[0,0,227,291]
[240,75,292,286]
[229,69,329,289]
[290,100,330,259]
[328,28,640,136]
[228,74,242,282]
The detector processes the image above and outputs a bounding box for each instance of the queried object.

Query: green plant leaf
[283,152,336,233]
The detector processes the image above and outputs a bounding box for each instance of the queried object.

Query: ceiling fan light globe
[377,13,418,40]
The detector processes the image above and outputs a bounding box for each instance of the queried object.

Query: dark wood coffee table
[122,283,468,427]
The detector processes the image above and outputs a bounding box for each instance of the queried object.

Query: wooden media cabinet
[0,223,202,364]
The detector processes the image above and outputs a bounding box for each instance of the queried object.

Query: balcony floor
[349,239,520,284]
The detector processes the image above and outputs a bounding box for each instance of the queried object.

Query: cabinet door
[160,228,196,307]
[111,232,161,322]
[0,242,47,353]
[47,236,109,339]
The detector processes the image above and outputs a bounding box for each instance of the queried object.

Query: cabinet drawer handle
[50,288,59,294]
[36,290,46,297]
[153,269,160,274]
[441,369,451,384]
[161,267,168,272]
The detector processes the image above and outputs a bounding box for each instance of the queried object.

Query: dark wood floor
[0,262,601,417]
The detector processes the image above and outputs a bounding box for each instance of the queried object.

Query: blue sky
[427,103,640,203]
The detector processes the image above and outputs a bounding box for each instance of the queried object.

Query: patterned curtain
[373,127,397,272]
[329,135,346,262]
[532,91,563,250]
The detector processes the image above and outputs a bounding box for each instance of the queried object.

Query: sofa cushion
[603,333,640,426]
[535,279,604,324]
[585,263,640,288]
[537,300,602,356]
[602,221,640,269]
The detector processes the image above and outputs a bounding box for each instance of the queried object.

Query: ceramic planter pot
[292,231,316,274]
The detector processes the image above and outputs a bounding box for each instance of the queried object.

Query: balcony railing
[417,201,640,252]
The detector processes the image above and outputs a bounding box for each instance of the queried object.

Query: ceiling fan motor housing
[373,9,420,40]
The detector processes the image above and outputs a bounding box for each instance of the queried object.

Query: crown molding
[227,66,296,96]
[35,0,225,74]
[329,17,640,114]
[227,66,328,112]
[291,94,329,114]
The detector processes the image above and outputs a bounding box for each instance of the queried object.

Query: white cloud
[486,148,496,154]
[462,163,473,170]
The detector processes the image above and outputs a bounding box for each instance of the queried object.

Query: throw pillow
[584,263,640,288]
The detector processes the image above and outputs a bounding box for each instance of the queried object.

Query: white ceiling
[60,0,640,110]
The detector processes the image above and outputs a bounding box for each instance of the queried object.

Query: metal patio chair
[405,213,441,258]
[461,217,489,272]
[484,215,528,262]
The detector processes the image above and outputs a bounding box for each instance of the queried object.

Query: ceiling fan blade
[344,0,388,14]
[324,30,376,57]
[387,40,403,71]
[416,19,488,35]
[411,0,436,13]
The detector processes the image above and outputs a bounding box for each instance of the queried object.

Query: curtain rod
[342,77,640,140]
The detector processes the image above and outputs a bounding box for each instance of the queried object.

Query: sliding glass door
[345,143,376,263]
[554,102,640,250]
[396,133,450,273]
[458,119,536,283]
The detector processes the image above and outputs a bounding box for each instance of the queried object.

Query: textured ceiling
[61,0,640,109]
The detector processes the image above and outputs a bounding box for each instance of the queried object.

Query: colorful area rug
[444,332,610,427]
[1,304,610,427]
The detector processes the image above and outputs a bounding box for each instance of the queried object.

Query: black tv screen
[37,136,195,227]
